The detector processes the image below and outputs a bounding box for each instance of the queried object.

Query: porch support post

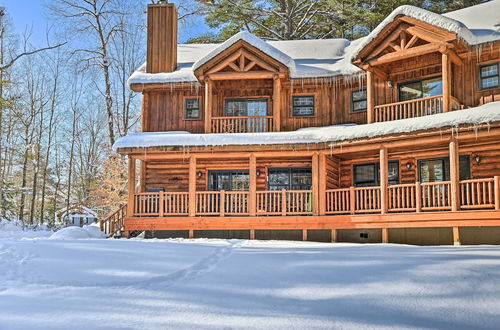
[319,153,327,215]
[140,160,146,192]
[449,139,460,212]
[366,70,375,123]
[312,152,320,216]
[331,229,338,243]
[453,226,461,246]
[495,176,500,210]
[302,229,308,241]
[188,155,197,216]
[204,78,213,133]
[127,156,136,217]
[382,228,389,243]
[249,153,257,216]
[380,146,388,214]
[273,75,281,132]
[442,52,451,112]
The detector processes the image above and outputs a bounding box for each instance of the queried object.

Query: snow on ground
[1,229,500,329]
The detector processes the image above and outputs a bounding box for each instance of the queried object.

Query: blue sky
[0,0,207,46]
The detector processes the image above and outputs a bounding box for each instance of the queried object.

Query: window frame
[417,155,470,183]
[353,161,400,187]
[184,97,201,120]
[397,75,443,102]
[267,167,312,191]
[291,95,316,117]
[479,62,500,90]
[224,97,269,117]
[208,169,250,191]
[350,88,367,113]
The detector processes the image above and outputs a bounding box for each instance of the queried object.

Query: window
[480,63,499,90]
[225,98,268,117]
[351,89,367,112]
[268,168,312,190]
[399,77,443,101]
[418,155,470,183]
[208,170,249,191]
[292,95,315,116]
[353,161,400,187]
[185,98,201,119]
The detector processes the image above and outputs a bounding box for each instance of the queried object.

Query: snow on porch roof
[113,102,500,151]
[350,2,500,60]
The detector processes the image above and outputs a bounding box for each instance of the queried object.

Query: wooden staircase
[100,204,127,238]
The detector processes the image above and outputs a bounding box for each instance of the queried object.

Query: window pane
[185,98,200,119]
[421,77,443,97]
[353,100,367,112]
[388,161,399,184]
[481,64,498,77]
[293,96,314,106]
[352,89,367,102]
[420,159,444,183]
[292,96,315,116]
[225,99,268,116]
[482,76,499,89]
[459,155,471,180]
[399,81,423,101]
[354,164,376,186]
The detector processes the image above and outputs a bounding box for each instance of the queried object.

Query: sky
[0,0,207,47]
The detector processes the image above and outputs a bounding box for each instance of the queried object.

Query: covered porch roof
[114,102,500,153]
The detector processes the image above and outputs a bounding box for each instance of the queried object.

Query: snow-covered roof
[350,2,500,59]
[129,1,500,86]
[114,102,500,151]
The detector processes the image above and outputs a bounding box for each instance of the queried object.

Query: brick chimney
[146,1,178,73]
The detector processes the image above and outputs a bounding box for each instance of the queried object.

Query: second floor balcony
[211,115,274,133]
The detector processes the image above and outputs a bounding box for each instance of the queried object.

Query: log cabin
[107,0,500,244]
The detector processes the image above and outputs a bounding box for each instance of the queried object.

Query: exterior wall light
[197,171,203,179]
[386,81,393,88]
[256,169,261,177]
[474,155,481,164]
[406,162,412,169]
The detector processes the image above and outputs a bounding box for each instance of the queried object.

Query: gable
[353,16,463,68]
[194,39,289,80]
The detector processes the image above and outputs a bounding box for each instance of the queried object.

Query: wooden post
[273,75,281,132]
[382,228,389,243]
[281,189,287,216]
[188,155,197,216]
[453,226,461,246]
[159,191,164,217]
[442,52,451,112]
[302,229,308,241]
[249,154,257,216]
[204,78,212,133]
[140,160,147,192]
[189,229,194,239]
[312,152,320,216]
[449,139,460,212]
[141,93,149,132]
[319,153,327,215]
[127,157,136,217]
[380,147,388,214]
[249,229,255,240]
[220,190,225,217]
[366,70,375,123]
[415,181,422,213]
[331,229,338,243]
[349,186,355,215]
[495,176,500,211]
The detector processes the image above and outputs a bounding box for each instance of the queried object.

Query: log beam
[204,78,212,133]
[449,139,460,212]
[367,70,375,124]
[188,155,197,216]
[249,153,257,216]
[380,147,388,214]
[442,52,452,112]
[127,157,136,217]
[273,75,281,132]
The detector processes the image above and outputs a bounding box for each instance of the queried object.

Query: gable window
[353,161,399,187]
[399,76,443,102]
[185,98,201,119]
[225,98,268,117]
[208,170,249,191]
[268,168,312,190]
[480,63,499,90]
[351,89,367,112]
[292,95,315,117]
[418,156,470,183]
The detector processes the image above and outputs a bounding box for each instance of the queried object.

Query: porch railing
[211,116,273,133]
[374,95,444,122]
[130,177,499,217]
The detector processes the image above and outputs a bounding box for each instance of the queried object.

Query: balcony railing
[211,116,273,133]
[373,95,463,123]
[131,177,500,218]
[374,95,444,122]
